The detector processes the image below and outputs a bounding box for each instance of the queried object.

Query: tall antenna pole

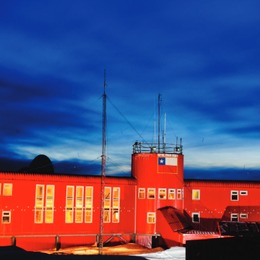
[162,112,166,152]
[158,94,161,153]
[99,69,107,254]
[102,69,107,178]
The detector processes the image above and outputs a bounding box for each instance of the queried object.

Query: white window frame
[85,186,93,223]
[65,185,74,223]
[138,188,146,199]
[148,188,156,199]
[45,184,55,224]
[231,190,239,201]
[3,183,13,196]
[240,190,248,196]
[192,189,200,200]
[231,213,239,222]
[158,188,167,199]
[192,212,200,223]
[112,187,120,223]
[168,189,175,200]
[2,211,11,224]
[240,213,248,219]
[147,212,156,224]
[177,189,182,200]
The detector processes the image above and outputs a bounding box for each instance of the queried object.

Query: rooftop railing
[132,141,183,154]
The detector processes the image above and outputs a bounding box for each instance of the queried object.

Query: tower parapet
[133,141,183,154]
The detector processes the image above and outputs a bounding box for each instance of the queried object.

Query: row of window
[2,209,248,225]
[0,183,13,196]
[138,188,183,200]
[2,210,155,225]
[192,189,248,201]
[35,185,120,224]
[191,212,249,223]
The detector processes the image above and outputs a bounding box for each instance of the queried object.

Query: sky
[1,0,260,180]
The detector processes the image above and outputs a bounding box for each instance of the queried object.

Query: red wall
[184,180,260,230]
[132,153,184,235]
[0,173,136,250]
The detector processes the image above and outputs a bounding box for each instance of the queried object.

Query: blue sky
[1,0,260,180]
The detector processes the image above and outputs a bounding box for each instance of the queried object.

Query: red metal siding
[184,180,260,230]
[0,173,136,250]
[133,153,184,236]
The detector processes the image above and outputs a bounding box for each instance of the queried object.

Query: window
[35,184,55,224]
[168,189,175,200]
[231,213,238,222]
[75,186,84,223]
[147,212,156,223]
[3,183,12,196]
[177,189,182,200]
[35,185,44,223]
[45,185,54,223]
[2,211,11,223]
[66,186,74,223]
[240,213,248,219]
[85,186,93,223]
[158,188,167,199]
[240,191,248,196]
[104,187,111,223]
[192,213,200,223]
[112,187,120,223]
[192,189,200,200]
[148,188,155,199]
[231,191,239,201]
[138,188,145,199]
[102,187,120,223]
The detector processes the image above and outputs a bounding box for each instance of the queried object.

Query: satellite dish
[28,154,54,173]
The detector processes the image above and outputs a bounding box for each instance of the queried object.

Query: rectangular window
[45,185,54,223]
[168,189,175,200]
[192,213,200,223]
[35,185,44,223]
[192,189,200,200]
[104,187,111,223]
[240,191,248,196]
[112,187,120,223]
[240,213,248,219]
[147,212,156,223]
[85,186,93,223]
[2,211,11,223]
[158,188,167,199]
[138,188,145,199]
[231,213,238,222]
[75,186,84,223]
[3,183,12,196]
[231,190,239,201]
[148,188,155,199]
[177,189,182,200]
[66,186,74,223]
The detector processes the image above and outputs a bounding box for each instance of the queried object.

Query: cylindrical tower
[132,141,184,246]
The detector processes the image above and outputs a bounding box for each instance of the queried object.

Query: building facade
[0,141,260,250]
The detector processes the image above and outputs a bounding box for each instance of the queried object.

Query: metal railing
[133,141,183,154]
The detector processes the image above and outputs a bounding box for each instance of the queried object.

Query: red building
[0,141,260,251]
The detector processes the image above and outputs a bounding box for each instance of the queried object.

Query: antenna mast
[162,112,166,152]
[99,69,107,254]
[158,94,161,153]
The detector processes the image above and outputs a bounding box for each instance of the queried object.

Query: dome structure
[28,154,54,173]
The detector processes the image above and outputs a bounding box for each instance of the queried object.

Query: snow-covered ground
[133,247,185,260]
